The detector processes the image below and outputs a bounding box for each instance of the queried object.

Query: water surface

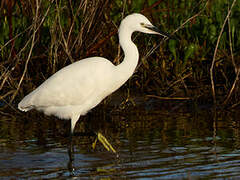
[1,98,240,179]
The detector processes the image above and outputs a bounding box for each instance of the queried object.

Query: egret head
[119,13,170,38]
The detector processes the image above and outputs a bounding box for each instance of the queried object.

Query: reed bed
[0,0,240,109]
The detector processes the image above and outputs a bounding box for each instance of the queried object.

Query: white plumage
[18,13,168,133]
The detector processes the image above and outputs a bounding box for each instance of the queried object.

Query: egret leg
[67,133,75,175]
[92,132,116,153]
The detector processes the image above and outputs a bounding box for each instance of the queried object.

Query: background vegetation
[0,0,240,109]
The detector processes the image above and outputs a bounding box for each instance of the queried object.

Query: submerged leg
[67,133,75,175]
[92,132,116,153]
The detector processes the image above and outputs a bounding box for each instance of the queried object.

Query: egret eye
[140,22,145,26]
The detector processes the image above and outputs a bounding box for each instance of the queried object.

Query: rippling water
[1,99,240,179]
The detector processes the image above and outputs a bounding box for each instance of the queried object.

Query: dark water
[1,97,240,179]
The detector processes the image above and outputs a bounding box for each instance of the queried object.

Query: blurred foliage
[0,0,240,107]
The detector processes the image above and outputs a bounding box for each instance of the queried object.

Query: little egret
[18,13,169,152]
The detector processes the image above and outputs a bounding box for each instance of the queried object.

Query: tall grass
[0,0,240,108]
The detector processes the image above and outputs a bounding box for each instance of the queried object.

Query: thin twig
[0,25,32,52]
[162,71,192,95]
[230,100,240,109]
[146,94,191,100]
[222,3,239,106]
[227,4,236,74]
[1,0,53,101]
[210,0,237,104]
[141,0,209,66]
[67,2,82,46]
[10,0,40,103]
[141,0,164,14]
[223,70,239,105]
[56,0,74,63]
[171,1,208,35]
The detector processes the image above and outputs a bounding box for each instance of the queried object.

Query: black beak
[146,25,172,38]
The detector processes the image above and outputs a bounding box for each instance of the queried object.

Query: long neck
[116,27,139,84]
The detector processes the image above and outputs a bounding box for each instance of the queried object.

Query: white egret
[18,13,169,152]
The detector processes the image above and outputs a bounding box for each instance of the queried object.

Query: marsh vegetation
[0,0,240,108]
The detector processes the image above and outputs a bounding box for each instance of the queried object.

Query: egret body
[18,13,168,139]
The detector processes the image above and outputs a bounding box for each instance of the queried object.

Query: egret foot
[92,132,116,153]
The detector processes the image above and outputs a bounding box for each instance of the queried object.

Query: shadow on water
[1,94,240,179]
